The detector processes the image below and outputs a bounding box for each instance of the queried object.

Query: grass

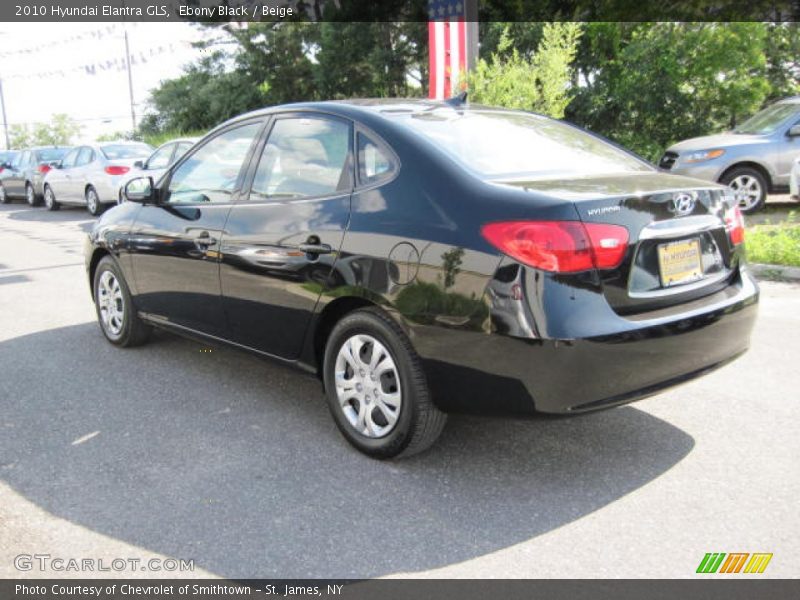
[745,211,800,267]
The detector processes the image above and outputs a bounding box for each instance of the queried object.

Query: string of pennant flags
[2,41,192,81]
[0,24,129,58]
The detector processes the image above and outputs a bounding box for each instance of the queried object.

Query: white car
[791,156,800,201]
[117,137,198,203]
[42,141,153,215]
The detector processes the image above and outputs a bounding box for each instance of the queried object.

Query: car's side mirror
[787,124,800,138]
[134,160,144,169]
[124,176,157,204]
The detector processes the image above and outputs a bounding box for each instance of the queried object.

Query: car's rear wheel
[93,256,150,346]
[323,307,446,459]
[43,185,60,211]
[25,183,38,207]
[86,186,105,216]
[721,167,767,214]
[0,183,8,204]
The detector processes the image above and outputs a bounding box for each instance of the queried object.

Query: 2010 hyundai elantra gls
[84,99,759,458]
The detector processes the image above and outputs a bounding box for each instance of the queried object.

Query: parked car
[43,141,153,215]
[117,137,199,203]
[0,146,71,206]
[660,96,800,214]
[86,99,758,458]
[790,156,799,201]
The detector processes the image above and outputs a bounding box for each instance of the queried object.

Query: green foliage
[441,247,464,290]
[747,213,800,267]
[9,113,81,148]
[567,23,773,161]
[468,23,582,118]
[139,129,207,148]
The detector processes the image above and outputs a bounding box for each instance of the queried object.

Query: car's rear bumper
[413,269,759,415]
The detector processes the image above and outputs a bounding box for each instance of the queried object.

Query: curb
[748,263,800,283]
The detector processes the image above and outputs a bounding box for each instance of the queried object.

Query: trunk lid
[496,172,740,314]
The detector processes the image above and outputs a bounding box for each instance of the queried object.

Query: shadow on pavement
[2,203,94,232]
[0,322,695,578]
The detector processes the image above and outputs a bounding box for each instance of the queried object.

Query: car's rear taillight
[481,220,629,273]
[38,164,51,174]
[105,166,130,176]
[724,205,745,246]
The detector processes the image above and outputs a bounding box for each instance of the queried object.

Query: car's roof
[229,98,523,126]
[777,96,800,105]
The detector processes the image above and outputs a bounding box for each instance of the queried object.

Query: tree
[467,23,582,118]
[8,113,81,149]
[567,23,772,160]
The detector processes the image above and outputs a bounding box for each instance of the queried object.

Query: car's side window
[166,122,262,205]
[60,149,79,169]
[76,147,94,166]
[28,152,39,167]
[147,144,174,170]
[249,116,352,201]
[15,152,28,169]
[357,132,396,186]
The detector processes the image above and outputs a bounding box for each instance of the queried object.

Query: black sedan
[84,99,759,458]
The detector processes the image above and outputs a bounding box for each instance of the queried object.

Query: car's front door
[49,148,79,202]
[6,151,28,196]
[128,119,265,337]
[776,117,800,186]
[220,113,353,358]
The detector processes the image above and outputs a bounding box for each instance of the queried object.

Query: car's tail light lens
[105,166,130,176]
[38,164,51,174]
[481,220,629,273]
[724,205,745,245]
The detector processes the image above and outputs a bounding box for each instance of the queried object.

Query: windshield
[398,109,652,179]
[100,143,153,160]
[36,148,69,162]
[734,103,799,135]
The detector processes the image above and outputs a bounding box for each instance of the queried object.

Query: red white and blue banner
[427,0,477,100]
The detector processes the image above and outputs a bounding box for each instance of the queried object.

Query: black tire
[86,186,105,216]
[93,256,151,347]
[25,182,39,207]
[43,185,60,211]
[323,307,446,459]
[720,166,768,214]
[0,183,9,204]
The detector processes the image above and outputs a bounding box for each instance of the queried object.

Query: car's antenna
[444,91,468,107]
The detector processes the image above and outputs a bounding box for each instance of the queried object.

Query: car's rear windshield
[734,103,799,135]
[35,148,68,162]
[397,109,652,179]
[100,143,153,159]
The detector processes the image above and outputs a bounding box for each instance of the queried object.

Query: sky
[0,22,214,147]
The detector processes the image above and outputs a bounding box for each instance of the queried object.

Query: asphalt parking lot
[1,201,798,579]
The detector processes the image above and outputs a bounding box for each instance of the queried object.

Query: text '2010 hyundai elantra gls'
[84,99,759,458]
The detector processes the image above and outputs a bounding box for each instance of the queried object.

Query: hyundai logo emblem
[670,192,696,217]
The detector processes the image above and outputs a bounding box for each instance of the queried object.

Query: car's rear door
[128,119,266,337]
[6,151,28,196]
[220,112,353,359]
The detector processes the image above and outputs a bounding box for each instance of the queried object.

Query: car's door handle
[298,242,332,255]
[195,232,217,246]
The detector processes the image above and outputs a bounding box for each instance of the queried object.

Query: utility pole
[0,77,9,149]
[123,26,136,132]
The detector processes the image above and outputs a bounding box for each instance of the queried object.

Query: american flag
[427,0,470,100]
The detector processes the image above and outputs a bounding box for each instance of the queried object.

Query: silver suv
[660,97,800,213]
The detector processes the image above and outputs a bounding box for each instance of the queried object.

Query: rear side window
[76,147,94,166]
[357,132,395,185]
[100,143,152,160]
[249,116,352,201]
[147,144,175,170]
[60,149,79,168]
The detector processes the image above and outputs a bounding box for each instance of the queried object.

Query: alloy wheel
[334,333,402,438]
[97,271,125,336]
[44,187,55,209]
[729,174,762,212]
[26,185,35,206]
[87,189,98,213]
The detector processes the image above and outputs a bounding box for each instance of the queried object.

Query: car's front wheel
[43,185,60,211]
[86,186,105,216]
[722,167,767,214]
[323,307,446,459]
[93,256,150,346]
